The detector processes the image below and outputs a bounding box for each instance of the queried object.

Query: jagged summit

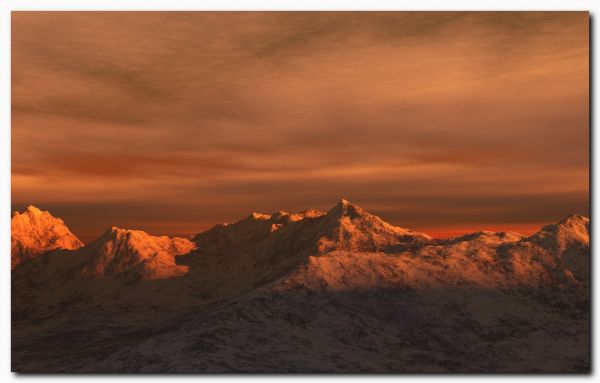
[14,205,44,218]
[248,212,271,220]
[96,226,157,242]
[327,198,364,220]
[11,205,83,269]
[97,226,126,237]
[277,209,326,222]
[338,197,351,207]
[561,213,589,222]
[189,199,432,267]
[245,209,327,224]
[527,213,589,248]
[554,213,589,232]
[79,226,196,280]
[332,198,358,211]
[296,208,326,219]
[314,199,432,254]
[24,205,43,216]
[87,226,146,245]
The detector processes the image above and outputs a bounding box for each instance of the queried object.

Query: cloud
[11,12,589,240]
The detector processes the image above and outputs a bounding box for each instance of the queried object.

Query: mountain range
[11,199,590,372]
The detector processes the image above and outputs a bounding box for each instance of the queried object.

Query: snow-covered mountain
[78,227,195,280]
[10,200,590,372]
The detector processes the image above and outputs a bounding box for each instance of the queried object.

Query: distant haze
[12,12,589,242]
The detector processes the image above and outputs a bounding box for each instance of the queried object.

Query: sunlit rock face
[11,207,195,281]
[11,205,83,269]
[275,213,589,292]
[189,198,431,263]
[505,214,590,286]
[311,198,432,254]
[79,227,196,280]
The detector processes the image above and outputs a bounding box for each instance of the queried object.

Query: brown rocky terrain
[11,200,590,373]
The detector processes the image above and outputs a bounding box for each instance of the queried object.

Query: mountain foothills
[11,200,590,372]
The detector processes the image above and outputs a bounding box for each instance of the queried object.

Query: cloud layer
[12,12,589,241]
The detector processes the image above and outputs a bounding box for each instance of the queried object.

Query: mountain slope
[506,214,590,285]
[86,213,589,373]
[11,205,83,269]
[15,227,196,282]
[10,201,590,372]
[309,198,432,254]
[180,199,432,299]
[190,198,431,258]
[278,214,589,291]
[79,227,196,280]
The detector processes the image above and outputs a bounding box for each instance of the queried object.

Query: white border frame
[1,1,595,382]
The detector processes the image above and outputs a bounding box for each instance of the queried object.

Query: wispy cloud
[12,12,589,241]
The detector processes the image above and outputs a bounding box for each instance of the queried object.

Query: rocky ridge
[10,200,590,372]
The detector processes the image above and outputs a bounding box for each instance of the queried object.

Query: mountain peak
[96,226,131,241]
[83,227,195,280]
[312,199,432,254]
[327,198,364,220]
[11,206,83,269]
[108,226,123,234]
[559,213,589,226]
[248,212,271,220]
[537,213,590,235]
[25,205,44,216]
[297,208,326,218]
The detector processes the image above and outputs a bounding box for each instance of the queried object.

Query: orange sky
[11,12,589,242]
